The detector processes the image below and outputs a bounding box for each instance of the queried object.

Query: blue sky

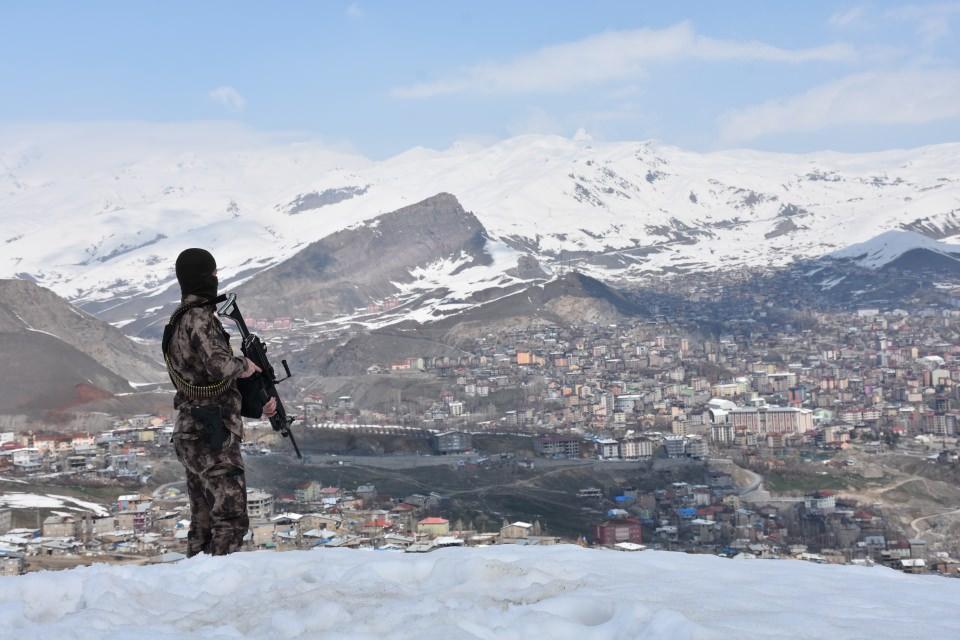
[1,1,959,157]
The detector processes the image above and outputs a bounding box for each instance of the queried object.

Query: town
[2,301,959,579]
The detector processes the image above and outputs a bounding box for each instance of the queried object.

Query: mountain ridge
[2,130,958,330]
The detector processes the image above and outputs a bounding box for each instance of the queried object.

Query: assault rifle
[217,293,302,459]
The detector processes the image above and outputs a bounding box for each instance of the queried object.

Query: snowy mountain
[2,124,958,330]
[1,546,958,639]
[828,229,960,269]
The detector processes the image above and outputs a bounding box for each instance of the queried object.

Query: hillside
[236,192,506,319]
[0,331,132,414]
[0,546,957,638]
[0,279,164,383]
[0,279,166,414]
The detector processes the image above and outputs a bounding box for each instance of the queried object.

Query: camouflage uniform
[166,293,249,557]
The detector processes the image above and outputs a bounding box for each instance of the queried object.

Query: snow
[0,546,958,639]
[0,493,108,516]
[2,125,960,327]
[829,229,960,268]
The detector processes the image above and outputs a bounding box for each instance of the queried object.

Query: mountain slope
[2,127,959,329]
[236,193,517,319]
[0,546,957,639]
[0,279,164,382]
[828,230,960,269]
[0,331,132,414]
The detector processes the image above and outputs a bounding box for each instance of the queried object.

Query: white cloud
[391,23,856,98]
[887,3,960,45]
[208,86,246,112]
[345,3,364,19]
[718,69,960,143]
[828,6,866,28]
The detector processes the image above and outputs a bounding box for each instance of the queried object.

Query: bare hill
[0,279,164,383]
[0,331,132,414]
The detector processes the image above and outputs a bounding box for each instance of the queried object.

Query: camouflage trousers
[174,432,249,557]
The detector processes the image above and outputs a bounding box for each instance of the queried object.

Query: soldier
[164,248,276,557]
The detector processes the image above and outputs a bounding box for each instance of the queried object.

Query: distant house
[595,519,643,546]
[596,439,620,460]
[417,517,450,538]
[0,552,24,576]
[116,503,152,534]
[11,448,42,472]
[619,437,654,460]
[249,521,275,548]
[42,515,78,539]
[535,436,581,458]
[117,494,149,512]
[499,522,532,543]
[299,513,343,532]
[294,481,322,503]
[431,431,472,455]
[247,489,275,520]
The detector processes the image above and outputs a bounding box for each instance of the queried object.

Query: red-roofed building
[417,517,450,537]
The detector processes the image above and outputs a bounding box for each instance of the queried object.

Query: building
[620,437,654,459]
[804,492,836,513]
[116,504,152,535]
[730,405,814,435]
[614,394,643,413]
[500,521,532,543]
[685,436,708,459]
[294,481,322,503]
[247,489,275,520]
[12,448,42,472]
[117,494,149,512]
[710,423,734,444]
[432,431,472,455]
[0,508,11,535]
[0,552,24,576]
[42,515,78,538]
[665,436,686,458]
[416,517,450,538]
[534,436,581,458]
[597,439,620,459]
[594,518,643,546]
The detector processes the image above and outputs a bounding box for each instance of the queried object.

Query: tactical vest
[162,302,233,400]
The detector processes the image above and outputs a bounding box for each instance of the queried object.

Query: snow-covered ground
[1,546,958,639]
[0,492,108,517]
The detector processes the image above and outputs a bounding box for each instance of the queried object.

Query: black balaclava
[175,248,218,301]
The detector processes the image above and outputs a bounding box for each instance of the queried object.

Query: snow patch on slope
[0,492,108,516]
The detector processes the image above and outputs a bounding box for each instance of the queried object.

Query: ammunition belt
[164,302,232,401]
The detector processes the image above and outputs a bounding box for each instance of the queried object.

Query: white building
[619,437,654,460]
[11,449,42,471]
[597,439,620,460]
[710,423,734,444]
[247,489,275,520]
[730,406,814,435]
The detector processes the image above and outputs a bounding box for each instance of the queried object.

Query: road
[910,507,960,537]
